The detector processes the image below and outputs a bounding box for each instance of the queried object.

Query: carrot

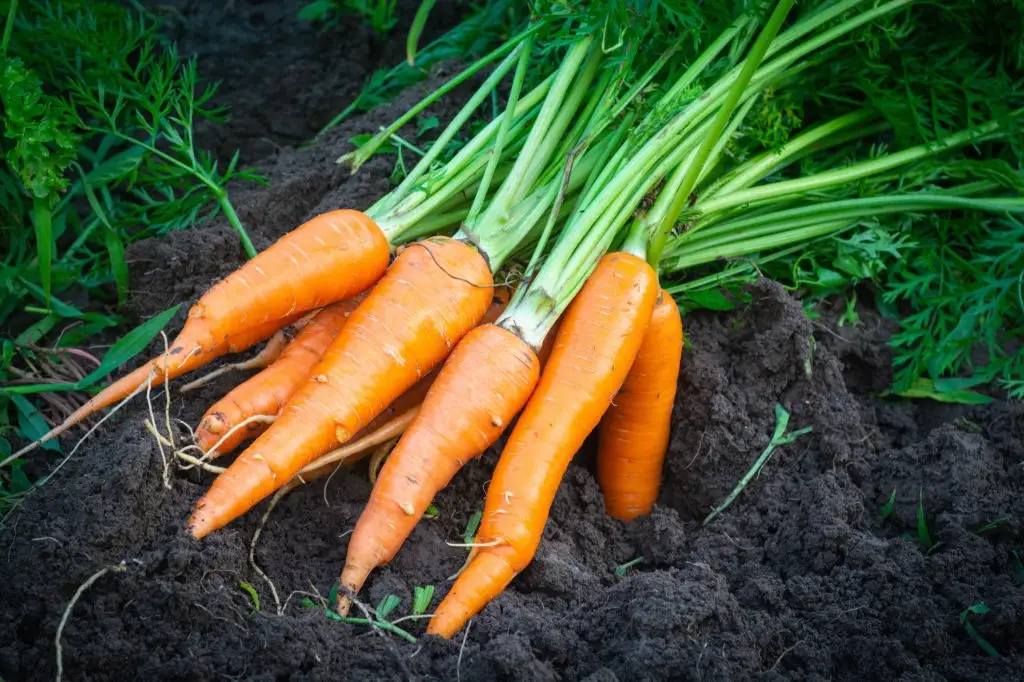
[193,297,366,456]
[187,236,494,539]
[18,209,390,455]
[337,321,542,614]
[425,252,658,638]
[596,289,683,521]
[194,285,512,457]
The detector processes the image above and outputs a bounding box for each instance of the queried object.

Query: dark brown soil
[2,2,1023,681]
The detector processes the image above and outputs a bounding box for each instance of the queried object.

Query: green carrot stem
[647,0,798,268]
[694,120,1007,217]
[465,34,534,227]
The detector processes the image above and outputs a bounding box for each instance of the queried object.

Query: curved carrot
[187,237,493,539]
[24,210,390,452]
[194,297,366,456]
[596,289,683,521]
[337,322,541,614]
[426,252,658,638]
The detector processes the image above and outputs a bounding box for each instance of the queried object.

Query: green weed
[878,487,897,519]
[0,1,262,490]
[703,404,812,525]
[239,581,260,613]
[614,556,644,576]
[960,602,1000,658]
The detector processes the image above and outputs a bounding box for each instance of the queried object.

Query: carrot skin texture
[187,237,494,539]
[338,323,541,609]
[596,290,683,521]
[196,285,511,456]
[426,252,659,638]
[288,288,511,482]
[34,210,389,447]
[194,298,365,455]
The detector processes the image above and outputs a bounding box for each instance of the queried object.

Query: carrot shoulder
[24,209,389,453]
[187,236,493,539]
[194,297,365,456]
[596,289,683,521]
[426,252,659,638]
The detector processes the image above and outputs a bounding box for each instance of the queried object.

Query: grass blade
[73,304,181,390]
[31,198,53,306]
[406,0,437,65]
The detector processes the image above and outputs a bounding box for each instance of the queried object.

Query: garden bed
[1,2,1022,680]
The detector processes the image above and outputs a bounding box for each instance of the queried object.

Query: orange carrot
[337,322,542,613]
[194,285,512,457]
[194,297,366,456]
[596,289,683,521]
[426,252,658,638]
[187,236,493,539]
[20,210,390,454]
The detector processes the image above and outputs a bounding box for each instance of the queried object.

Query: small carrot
[187,236,494,539]
[18,209,390,455]
[596,289,683,521]
[193,297,366,456]
[426,252,658,638]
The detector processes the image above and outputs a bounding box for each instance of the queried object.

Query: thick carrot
[337,322,542,614]
[187,236,493,539]
[426,252,658,638]
[194,297,366,456]
[21,209,390,453]
[596,289,683,521]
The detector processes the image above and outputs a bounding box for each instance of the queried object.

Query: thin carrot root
[249,485,290,615]
[427,252,659,638]
[179,330,289,393]
[367,437,399,484]
[597,289,683,521]
[187,236,493,540]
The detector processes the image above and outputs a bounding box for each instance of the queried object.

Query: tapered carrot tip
[187,452,289,539]
[426,551,516,639]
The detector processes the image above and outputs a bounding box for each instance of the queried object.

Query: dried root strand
[179,330,289,393]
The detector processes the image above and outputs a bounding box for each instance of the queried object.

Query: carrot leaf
[703,404,811,525]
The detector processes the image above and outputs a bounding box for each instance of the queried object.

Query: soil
[2,2,1023,681]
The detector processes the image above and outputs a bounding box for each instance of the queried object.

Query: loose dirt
[1,2,1021,681]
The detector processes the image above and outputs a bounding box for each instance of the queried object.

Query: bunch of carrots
[11,0,1024,639]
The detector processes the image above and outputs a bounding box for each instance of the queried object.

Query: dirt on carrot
[1,2,1021,680]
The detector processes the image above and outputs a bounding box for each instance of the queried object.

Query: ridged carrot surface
[188,237,494,539]
[28,209,389,450]
[194,297,365,456]
[596,289,683,521]
[337,322,541,612]
[426,252,658,638]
